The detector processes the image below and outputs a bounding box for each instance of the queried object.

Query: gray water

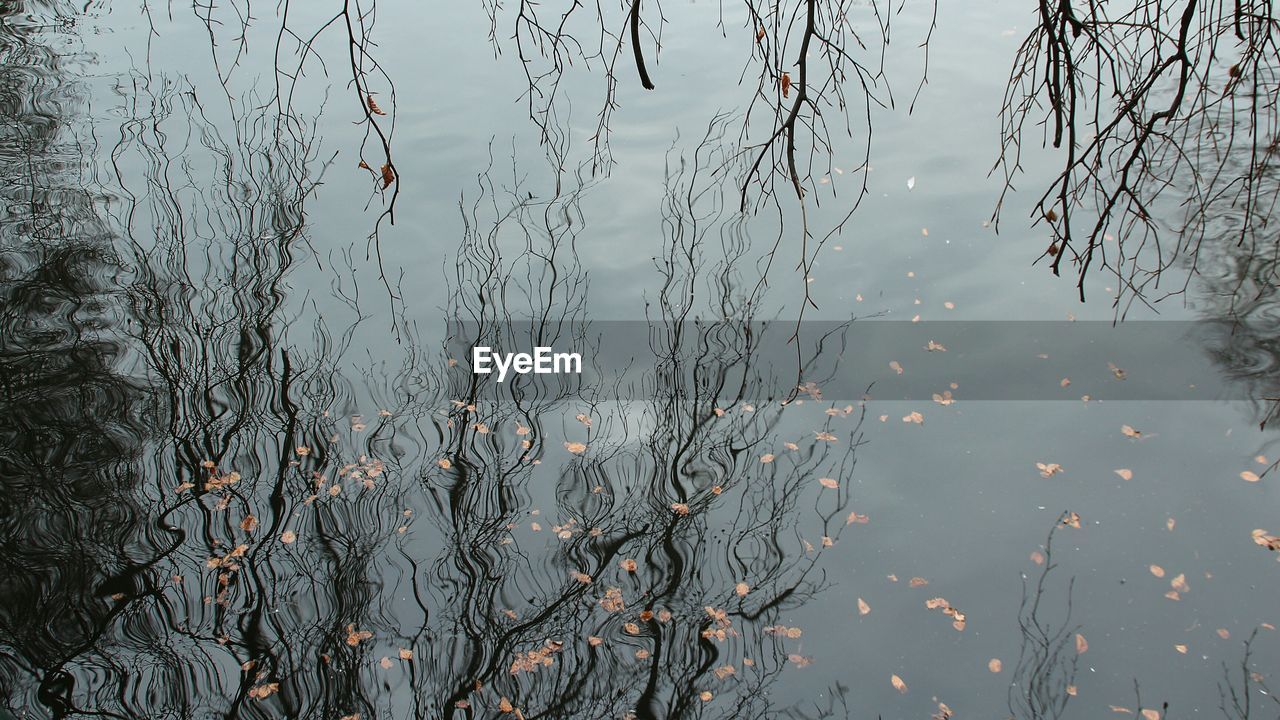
[2,0,1279,718]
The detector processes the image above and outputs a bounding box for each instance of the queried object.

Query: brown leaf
[1170,573,1190,593]
[1149,564,1165,578]
[380,164,395,189]
[239,514,258,533]
[1037,462,1064,478]
[1075,633,1088,655]
[367,94,386,115]
[781,73,792,98]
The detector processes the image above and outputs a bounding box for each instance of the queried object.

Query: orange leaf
[367,94,386,116]
[781,73,792,98]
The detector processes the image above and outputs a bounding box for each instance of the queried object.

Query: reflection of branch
[1219,627,1279,720]
[1009,518,1080,720]
[630,0,655,90]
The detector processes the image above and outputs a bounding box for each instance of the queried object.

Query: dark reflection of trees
[3,4,871,708]
[993,0,1279,309]
[0,3,159,714]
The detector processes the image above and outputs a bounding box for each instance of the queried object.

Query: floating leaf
[280,530,297,544]
[1149,565,1165,578]
[1171,573,1190,593]
[819,477,839,489]
[735,582,750,597]
[1252,528,1280,550]
[1075,633,1088,654]
[857,597,871,615]
[1121,424,1142,438]
[345,624,373,646]
[1241,470,1261,483]
[1115,468,1133,481]
[1037,462,1064,478]
[564,442,587,455]
[988,658,1003,673]
[891,674,908,693]
[906,176,916,191]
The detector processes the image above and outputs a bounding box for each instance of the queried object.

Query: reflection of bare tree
[1009,518,1080,720]
[994,0,1279,309]
[406,130,868,718]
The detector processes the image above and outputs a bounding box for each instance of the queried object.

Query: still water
[2,0,1279,718]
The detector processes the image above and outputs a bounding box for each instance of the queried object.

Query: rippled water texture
[2,0,1280,718]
